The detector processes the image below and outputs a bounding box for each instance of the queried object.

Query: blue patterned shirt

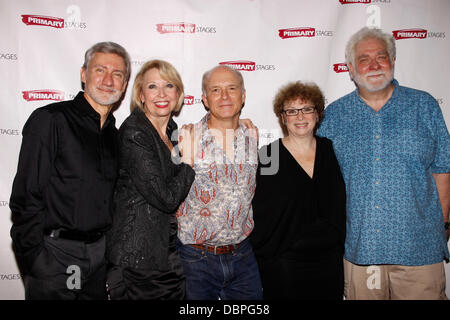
[318,79,450,266]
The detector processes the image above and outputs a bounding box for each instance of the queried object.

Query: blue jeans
[176,238,263,300]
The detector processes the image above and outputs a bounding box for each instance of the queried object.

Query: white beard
[85,84,123,107]
[352,68,394,93]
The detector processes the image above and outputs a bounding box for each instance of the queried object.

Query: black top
[10,92,119,273]
[250,136,346,261]
[106,108,195,270]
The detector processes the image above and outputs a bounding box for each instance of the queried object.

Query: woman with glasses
[250,81,346,300]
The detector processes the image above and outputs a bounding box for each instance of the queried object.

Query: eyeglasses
[282,106,315,116]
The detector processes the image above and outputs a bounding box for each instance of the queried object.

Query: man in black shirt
[10,42,131,299]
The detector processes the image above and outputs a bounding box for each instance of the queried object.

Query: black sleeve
[119,128,195,213]
[323,138,346,246]
[9,108,57,273]
[250,143,281,257]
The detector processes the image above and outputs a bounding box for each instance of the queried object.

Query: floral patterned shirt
[177,113,258,246]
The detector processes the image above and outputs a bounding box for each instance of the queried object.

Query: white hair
[345,27,396,67]
[83,41,131,82]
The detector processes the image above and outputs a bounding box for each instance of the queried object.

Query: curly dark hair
[273,81,325,135]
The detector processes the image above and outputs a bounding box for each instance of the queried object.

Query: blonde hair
[130,59,185,112]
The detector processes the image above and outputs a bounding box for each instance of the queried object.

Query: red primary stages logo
[278,27,315,39]
[21,14,64,28]
[184,95,195,105]
[183,95,204,106]
[340,0,392,4]
[392,29,427,40]
[156,22,216,34]
[22,90,65,102]
[156,23,196,34]
[278,27,333,39]
[219,61,256,71]
[339,0,371,4]
[21,13,86,29]
[333,63,349,73]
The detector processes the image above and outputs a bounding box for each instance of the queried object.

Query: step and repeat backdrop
[0,0,449,299]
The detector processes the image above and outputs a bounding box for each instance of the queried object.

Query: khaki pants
[344,259,448,300]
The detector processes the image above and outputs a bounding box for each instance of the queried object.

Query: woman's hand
[178,123,196,167]
[240,118,259,143]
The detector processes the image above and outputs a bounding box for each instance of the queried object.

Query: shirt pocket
[397,129,434,167]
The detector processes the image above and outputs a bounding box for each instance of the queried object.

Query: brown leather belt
[189,243,240,255]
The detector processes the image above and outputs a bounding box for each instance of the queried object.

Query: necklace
[160,135,173,150]
[161,135,170,144]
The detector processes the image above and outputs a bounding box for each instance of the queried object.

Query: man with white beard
[318,27,449,300]
[10,42,130,299]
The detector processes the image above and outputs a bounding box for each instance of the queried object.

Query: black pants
[106,247,185,300]
[24,235,107,300]
[258,251,344,300]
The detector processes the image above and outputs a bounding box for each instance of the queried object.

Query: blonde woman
[106,60,195,299]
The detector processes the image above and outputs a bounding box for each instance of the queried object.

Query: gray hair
[201,65,245,96]
[345,27,396,67]
[82,41,131,82]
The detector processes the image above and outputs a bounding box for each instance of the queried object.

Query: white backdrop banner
[0,0,449,299]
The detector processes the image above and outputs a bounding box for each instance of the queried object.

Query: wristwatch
[445,222,450,230]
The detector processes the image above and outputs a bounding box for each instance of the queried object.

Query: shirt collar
[134,107,178,136]
[74,91,116,128]
[353,79,400,112]
[199,113,246,144]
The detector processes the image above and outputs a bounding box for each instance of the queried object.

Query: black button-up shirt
[10,92,118,271]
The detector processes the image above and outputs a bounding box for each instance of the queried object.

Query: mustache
[365,71,386,77]
[96,85,119,93]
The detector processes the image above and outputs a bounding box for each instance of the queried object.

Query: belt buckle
[48,229,60,239]
[213,244,235,255]
[86,232,102,243]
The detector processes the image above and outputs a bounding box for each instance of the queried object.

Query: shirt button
[375,181,379,185]
[376,229,380,233]
[375,135,380,139]
[375,205,379,209]
[376,158,380,161]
